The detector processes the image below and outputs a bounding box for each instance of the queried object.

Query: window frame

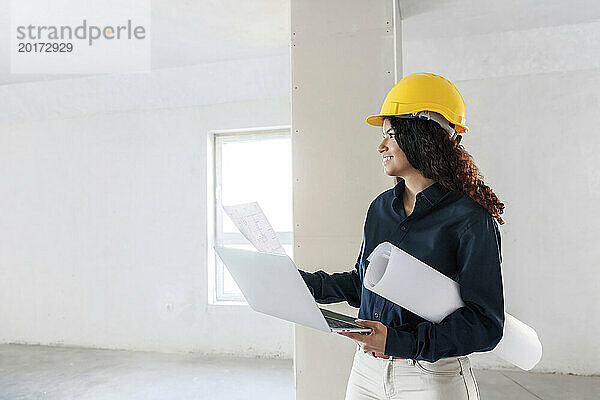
[207,125,292,305]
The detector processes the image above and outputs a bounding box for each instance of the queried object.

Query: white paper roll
[493,313,543,371]
[364,241,542,371]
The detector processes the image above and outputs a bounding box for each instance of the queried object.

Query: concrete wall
[400,0,600,375]
[291,1,396,399]
[0,55,294,357]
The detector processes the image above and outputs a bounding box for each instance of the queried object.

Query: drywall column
[291,1,396,398]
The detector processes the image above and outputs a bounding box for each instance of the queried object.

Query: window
[207,127,293,304]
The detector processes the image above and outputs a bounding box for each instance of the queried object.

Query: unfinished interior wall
[291,1,396,398]
[0,56,294,357]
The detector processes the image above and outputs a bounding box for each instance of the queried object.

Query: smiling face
[378,118,412,177]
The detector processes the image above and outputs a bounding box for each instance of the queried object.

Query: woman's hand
[337,319,387,354]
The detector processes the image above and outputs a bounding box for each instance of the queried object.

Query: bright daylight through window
[212,129,293,303]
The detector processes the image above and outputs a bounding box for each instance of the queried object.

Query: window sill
[208,299,249,307]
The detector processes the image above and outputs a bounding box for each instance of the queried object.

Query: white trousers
[345,345,480,400]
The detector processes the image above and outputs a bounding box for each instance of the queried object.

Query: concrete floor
[1,344,599,400]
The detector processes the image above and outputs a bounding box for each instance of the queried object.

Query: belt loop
[457,356,467,375]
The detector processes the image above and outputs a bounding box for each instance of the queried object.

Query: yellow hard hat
[366,72,468,133]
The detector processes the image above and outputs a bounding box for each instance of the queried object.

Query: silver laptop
[213,246,371,334]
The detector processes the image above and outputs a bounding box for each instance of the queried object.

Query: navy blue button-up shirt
[298,178,505,362]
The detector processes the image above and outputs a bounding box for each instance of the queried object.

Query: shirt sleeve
[297,237,364,308]
[384,210,505,362]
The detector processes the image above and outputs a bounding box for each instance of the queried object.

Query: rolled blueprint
[364,242,542,371]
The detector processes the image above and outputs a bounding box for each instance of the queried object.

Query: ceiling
[2,0,597,86]
[398,0,600,39]
[0,0,290,85]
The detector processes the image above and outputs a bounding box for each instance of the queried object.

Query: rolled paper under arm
[364,241,542,371]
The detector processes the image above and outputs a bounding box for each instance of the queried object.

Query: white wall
[0,55,294,357]
[400,0,600,375]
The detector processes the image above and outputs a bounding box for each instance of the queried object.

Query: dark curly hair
[385,116,505,225]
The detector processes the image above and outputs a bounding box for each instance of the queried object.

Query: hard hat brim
[365,114,384,127]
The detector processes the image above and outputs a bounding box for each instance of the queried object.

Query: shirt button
[374,312,379,319]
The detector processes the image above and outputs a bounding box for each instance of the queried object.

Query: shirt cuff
[384,325,416,358]
[297,269,316,297]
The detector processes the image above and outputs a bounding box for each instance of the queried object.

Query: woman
[298,73,505,400]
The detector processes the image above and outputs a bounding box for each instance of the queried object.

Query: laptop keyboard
[325,316,357,329]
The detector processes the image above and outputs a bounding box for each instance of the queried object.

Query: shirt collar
[393,178,450,207]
